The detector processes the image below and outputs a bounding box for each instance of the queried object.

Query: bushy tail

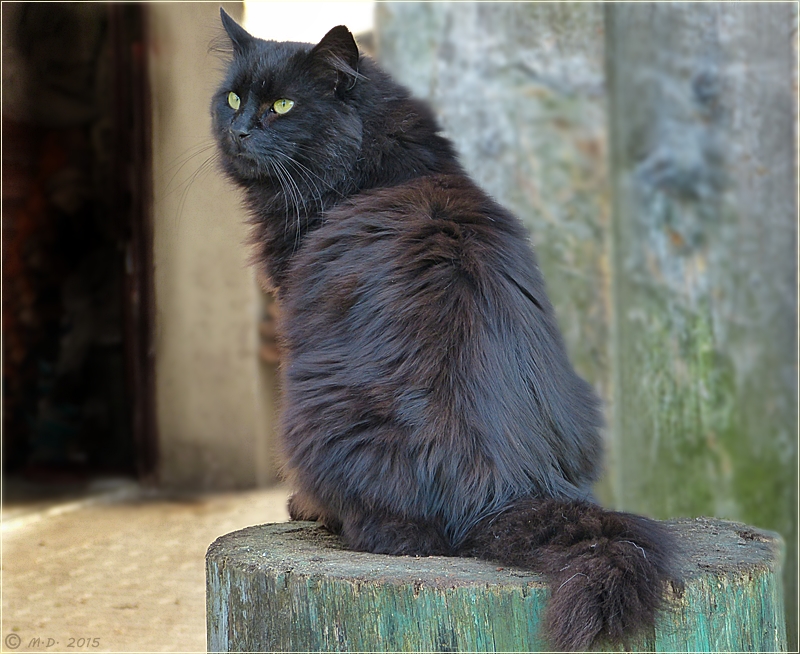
[459,498,678,652]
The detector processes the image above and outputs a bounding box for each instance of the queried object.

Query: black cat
[211,10,676,651]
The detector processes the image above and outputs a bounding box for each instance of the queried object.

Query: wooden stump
[206,518,786,652]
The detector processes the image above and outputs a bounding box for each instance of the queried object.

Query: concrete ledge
[206,518,786,652]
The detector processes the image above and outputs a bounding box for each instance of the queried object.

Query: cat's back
[281,173,603,500]
[292,173,527,296]
[283,173,540,357]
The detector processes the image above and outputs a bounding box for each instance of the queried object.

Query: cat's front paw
[287,492,343,534]
[287,493,319,521]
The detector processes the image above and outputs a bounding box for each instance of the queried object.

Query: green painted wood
[605,4,798,648]
[206,519,785,652]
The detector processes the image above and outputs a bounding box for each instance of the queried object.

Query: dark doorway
[2,4,156,484]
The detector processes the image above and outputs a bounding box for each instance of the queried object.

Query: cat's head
[211,9,364,188]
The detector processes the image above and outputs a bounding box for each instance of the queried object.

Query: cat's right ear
[220,8,253,55]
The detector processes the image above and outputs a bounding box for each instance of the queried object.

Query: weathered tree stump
[206,518,786,652]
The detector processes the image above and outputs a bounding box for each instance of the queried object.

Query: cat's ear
[220,8,254,55]
[311,26,359,70]
[309,26,361,95]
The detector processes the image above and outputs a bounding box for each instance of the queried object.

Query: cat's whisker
[165,139,217,172]
[163,141,218,198]
[276,159,309,253]
[277,159,305,214]
[175,152,220,231]
[290,159,335,200]
[265,159,293,239]
[288,150,350,198]
[286,149,346,195]
[283,157,321,195]
[271,157,305,251]
[280,159,325,242]
[283,158,327,214]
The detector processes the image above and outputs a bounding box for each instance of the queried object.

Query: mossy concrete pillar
[606,4,798,646]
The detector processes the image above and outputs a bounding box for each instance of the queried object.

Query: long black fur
[211,11,677,651]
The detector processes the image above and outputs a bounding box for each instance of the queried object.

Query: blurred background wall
[605,6,798,645]
[2,1,796,645]
[147,2,277,489]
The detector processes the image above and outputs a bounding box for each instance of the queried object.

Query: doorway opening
[2,4,156,488]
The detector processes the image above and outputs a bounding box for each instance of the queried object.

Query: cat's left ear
[220,8,254,55]
[309,26,361,95]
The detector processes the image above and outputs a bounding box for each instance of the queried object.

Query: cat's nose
[230,127,250,141]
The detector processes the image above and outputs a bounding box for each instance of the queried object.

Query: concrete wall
[147,3,278,489]
[606,5,797,645]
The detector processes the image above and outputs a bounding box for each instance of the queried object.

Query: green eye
[227,92,240,110]
[272,98,295,115]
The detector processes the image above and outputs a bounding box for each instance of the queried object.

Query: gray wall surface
[606,4,797,645]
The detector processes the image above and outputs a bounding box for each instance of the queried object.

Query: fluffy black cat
[212,10,676,651]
